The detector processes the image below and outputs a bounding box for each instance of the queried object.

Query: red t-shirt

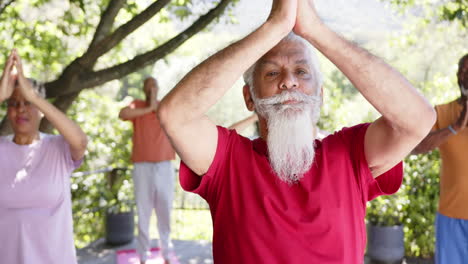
[180,123,403,264]
[126,100,175,163]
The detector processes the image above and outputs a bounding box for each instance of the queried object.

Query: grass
[148,209,213,242]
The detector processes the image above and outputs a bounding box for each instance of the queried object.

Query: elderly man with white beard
[157,0,436,263]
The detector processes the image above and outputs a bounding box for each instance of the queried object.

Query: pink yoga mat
[116,248,179,264]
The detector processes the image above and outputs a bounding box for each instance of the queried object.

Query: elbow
[157,100,171,130]
[118,110,127,121]
[405,104,436,140]
[419,106,437,137]
[79,134,89,152]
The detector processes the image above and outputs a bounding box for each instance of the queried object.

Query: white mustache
[255,91,321,116]
[256,91,320,106]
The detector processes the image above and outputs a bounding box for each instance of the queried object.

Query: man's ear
[243,84,255,111]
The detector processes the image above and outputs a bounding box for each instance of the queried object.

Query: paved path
[77,239,213,264]
[78,238,434,264]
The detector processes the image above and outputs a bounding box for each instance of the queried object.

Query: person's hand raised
[13,51,40,102]
[0,50,17,102]
[294,0,323,38]
[267,0,298,33]
[149,87,158,112]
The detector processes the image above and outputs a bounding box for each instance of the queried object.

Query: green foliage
[68,89,134,248]
[384,0,468,26]
[402,152,440,258]
[102,168,135,214]
[365,151,440,258]
[0,0,239,81]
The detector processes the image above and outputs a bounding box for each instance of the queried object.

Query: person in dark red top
[157,0,436,263]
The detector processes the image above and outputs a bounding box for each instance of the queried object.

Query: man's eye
[297,69,307,75]
[266,72,279,77]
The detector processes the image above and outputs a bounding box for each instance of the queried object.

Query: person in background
[119,77,175,264]
[0,49,87,264]
[412,53,468,264]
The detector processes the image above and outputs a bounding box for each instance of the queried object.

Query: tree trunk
[39,91,81,133]
[0,116,11,136]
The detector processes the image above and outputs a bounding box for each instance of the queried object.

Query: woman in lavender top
[0,49,88,264]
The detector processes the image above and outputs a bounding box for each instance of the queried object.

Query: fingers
[11,49,24,77]
[2,51,15,78]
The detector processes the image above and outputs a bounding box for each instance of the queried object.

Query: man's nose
[279,72,298,90]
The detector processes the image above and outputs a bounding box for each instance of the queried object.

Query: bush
[365,151,440,258]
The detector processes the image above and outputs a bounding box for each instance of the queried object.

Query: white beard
[254,91,322,184]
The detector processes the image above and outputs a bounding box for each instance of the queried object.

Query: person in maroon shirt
[157,0,436,263]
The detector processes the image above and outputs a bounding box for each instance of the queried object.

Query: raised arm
[0,51,16,103]
[119,102,156,120]
[119,87,157,120]
[412,100,468,154]
[294,0,436,177]
[14,51,87,161]
[158,0,297,175]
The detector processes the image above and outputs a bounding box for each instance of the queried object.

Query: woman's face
[7,88,42,136]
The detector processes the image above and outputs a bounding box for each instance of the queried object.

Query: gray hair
[15,78,46,98]
[243,32,323,98]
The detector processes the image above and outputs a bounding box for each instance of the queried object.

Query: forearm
[228,115,258,132]
[32,96,87,159]
[412,128,454,154]
[159,21,290,125]
[303,24,435,134]
[119,106,153,120]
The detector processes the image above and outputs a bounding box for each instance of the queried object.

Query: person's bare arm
[228,114,258,132]
[412,100,468,154]
[14,52,87,161]
[158,0,297,176]
[119,89,157,120]
[295,0,436,177]
[0,51,16,103]
[119,105,154,120]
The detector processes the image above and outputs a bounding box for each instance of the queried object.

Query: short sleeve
[179,126,236,201]
[55,135,83,172]
[339,124,403,202]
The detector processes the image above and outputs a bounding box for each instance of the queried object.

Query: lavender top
[0,134,82,264]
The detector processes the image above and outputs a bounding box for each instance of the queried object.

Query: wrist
[299,21,328,45]
[26,91,41,104]
[263,19,294,39]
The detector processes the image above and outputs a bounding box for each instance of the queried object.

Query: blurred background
[0,0,466,261]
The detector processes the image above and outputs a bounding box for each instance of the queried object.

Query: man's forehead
[259,50,311,66]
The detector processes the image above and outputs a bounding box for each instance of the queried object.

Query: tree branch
[0,0,15,17]
[80,0,232,89]
[89,0,126,49]
[79,0,171,66]
[39,92,81,133]
[0,116,12,136]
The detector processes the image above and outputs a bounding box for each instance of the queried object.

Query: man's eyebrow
[259,60,280,67]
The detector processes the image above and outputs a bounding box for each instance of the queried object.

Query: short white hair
[243,32,323,97]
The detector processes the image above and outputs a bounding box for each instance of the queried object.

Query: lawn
[149,209,213,242]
